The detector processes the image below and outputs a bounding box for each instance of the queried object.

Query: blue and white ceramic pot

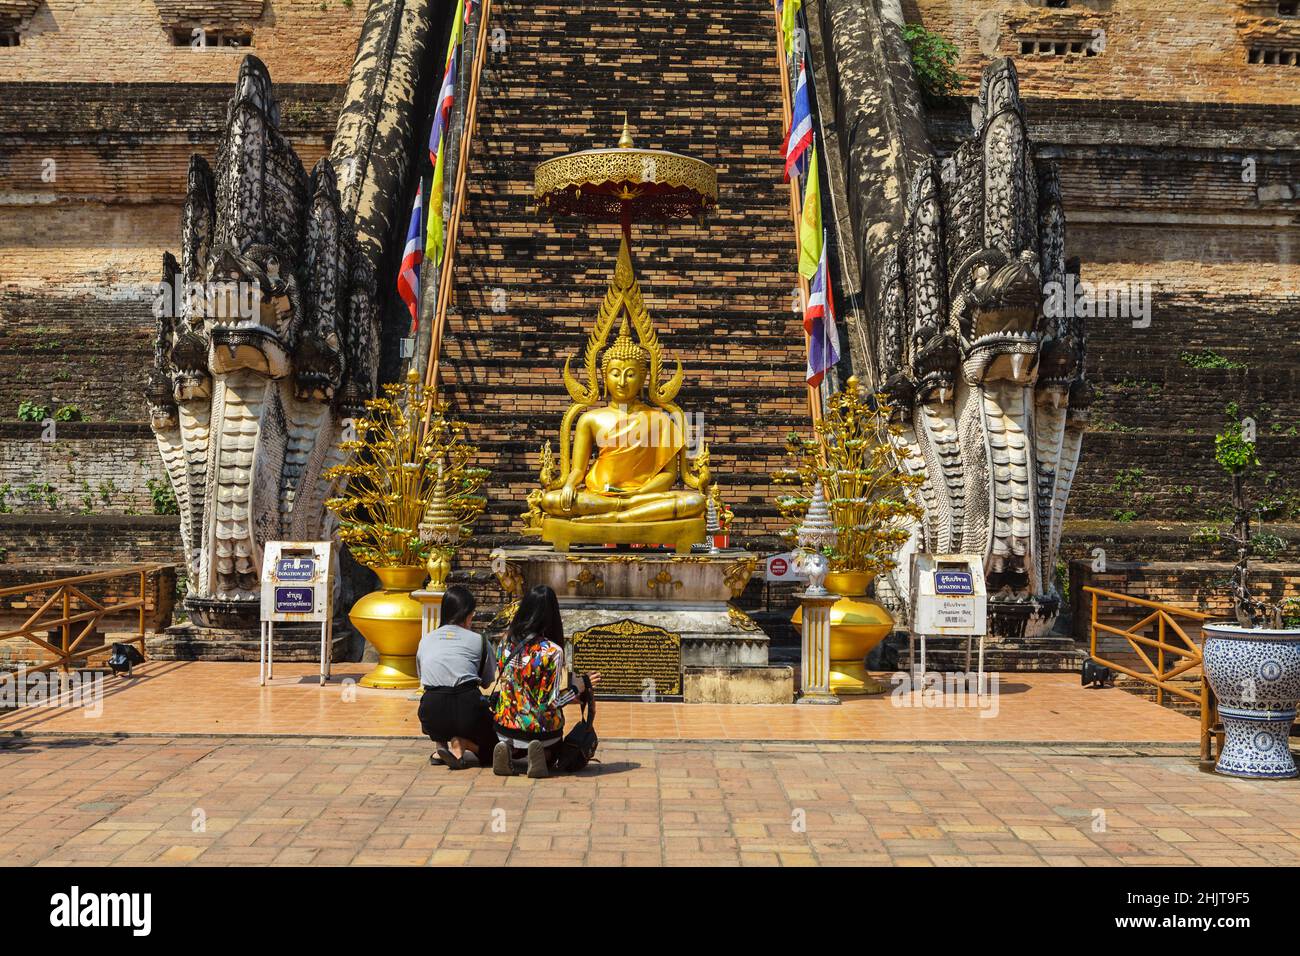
[1202,623,1300,779]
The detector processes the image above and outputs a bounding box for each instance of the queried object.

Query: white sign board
[260,541,333,623]
[259,541,335,686]
[765,551,808,583]
[911,552,987,636]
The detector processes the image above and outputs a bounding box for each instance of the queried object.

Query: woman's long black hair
[507,585,563,647]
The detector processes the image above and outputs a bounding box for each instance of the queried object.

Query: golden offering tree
[325,370,488,573]
[774,377,924,576]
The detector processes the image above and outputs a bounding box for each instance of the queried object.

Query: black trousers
[418,682,497,756]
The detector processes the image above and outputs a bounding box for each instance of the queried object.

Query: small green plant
[1283,599,1300,630]
[1211,402,1289,627]
[147,478,180,516]
[903,24,965,104]
[1111,509,1137,523]
[1180,349,1246,371]
[97,478,117,507]
[78,480,95,515]
[0,483,12,514]
[24,481,60,511]
[1191,525,1221,546]
[1250,530,1288,562]
[53,404,83,422]
[1215,417,1260,475]
[1092,420,1138,433]
[17,400,48,423]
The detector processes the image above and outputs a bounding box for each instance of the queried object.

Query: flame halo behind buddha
[525,120,719,554]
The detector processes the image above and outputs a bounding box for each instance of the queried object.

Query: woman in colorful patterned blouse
[492,585,600,778]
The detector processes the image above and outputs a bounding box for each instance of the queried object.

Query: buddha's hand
[560,485,578,511]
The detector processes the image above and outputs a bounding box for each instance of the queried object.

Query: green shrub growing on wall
[147,478,179,516]
[1181,349,1246,371]
[17,401,48,423]
[903,24,965,104]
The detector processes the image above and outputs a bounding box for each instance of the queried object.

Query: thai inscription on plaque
[570,619,682,697]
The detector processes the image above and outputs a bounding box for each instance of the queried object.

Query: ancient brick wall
[0,515,184,566]
[907,0,1300,104]
[0,423,166,516]
[0,0,364,84]
[0,3,350,571]
[439,0,811,549]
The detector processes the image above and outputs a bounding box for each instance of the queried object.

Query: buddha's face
[604,358,646,403]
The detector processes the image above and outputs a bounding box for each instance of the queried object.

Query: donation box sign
[260,542,333,624]
[911,553,987,636]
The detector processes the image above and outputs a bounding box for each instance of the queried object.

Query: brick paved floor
[2,735,1297,866]
[0,662,1200,743]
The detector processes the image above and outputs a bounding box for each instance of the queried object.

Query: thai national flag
[428,44,459,168]
[397,182,423,333]
[782,56,813,181]
[804,234,840,387]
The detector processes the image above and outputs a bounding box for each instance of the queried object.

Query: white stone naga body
[144,57,377,628]
[874,59,1091,638]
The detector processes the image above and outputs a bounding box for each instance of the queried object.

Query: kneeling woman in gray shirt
[416,586,496,769]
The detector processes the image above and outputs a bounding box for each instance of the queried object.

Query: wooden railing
[1084,584,1220,766]
[0,564,172,682]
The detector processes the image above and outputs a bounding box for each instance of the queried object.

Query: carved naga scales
[145,56,377,627]
[876,59,1090,638]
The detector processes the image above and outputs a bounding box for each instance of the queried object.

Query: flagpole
[426,0,493,399]
[773,0,821,425]
[797,1,862,395]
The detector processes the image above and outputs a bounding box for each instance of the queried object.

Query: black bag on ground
[555,688,598,772]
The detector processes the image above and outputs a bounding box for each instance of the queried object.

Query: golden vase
[350,565,428,689]
[792,570,894,695]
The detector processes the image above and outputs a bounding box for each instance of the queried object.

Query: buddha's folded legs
[569,490,706,523]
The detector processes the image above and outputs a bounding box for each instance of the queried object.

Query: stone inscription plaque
[571,619,682,698]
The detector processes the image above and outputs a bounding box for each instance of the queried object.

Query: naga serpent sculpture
[144,56,378,627]
[875,59,1091,639]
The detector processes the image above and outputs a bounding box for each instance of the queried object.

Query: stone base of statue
[149,620,351,663]
[536,515,704,556]
[494,545,790,702]
[890,630,1085,673]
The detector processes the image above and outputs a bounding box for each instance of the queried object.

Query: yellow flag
[781,0,802,57]
[798,145,821,280]
[423,0,466,266]
[425,139,448,266]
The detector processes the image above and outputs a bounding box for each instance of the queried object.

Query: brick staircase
[439,0,810,554]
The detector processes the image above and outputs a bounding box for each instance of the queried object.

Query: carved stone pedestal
[150,620,351,662]
[494,545,784,702]
[797,591,841,705]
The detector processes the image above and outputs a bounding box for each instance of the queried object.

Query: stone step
[877,633,1087,674]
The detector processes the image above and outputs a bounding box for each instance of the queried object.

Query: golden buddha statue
[523,237,712,553]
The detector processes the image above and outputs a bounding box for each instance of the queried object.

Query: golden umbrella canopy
[534,116,718,234]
